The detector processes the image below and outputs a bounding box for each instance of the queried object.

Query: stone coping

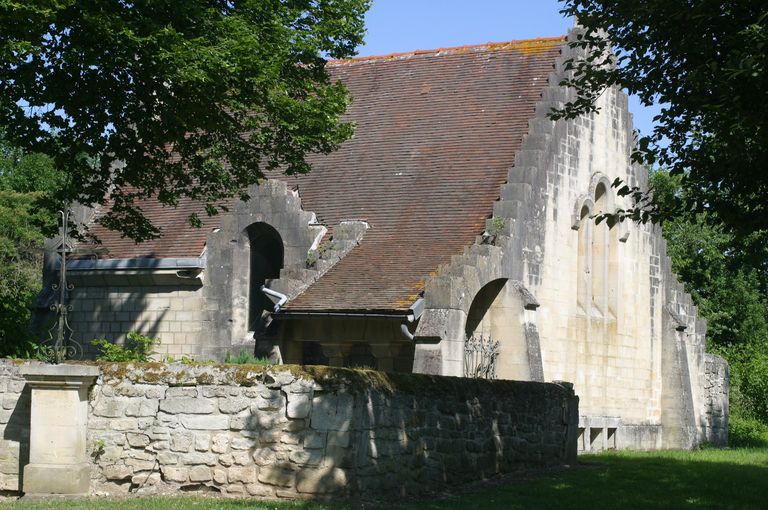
[19,362,101,379]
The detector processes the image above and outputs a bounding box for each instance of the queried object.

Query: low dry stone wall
[0,360,578,498]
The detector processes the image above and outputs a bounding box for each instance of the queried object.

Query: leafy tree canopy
[0,136,62,356]
[0,0,370,241]
[556,1,768,246]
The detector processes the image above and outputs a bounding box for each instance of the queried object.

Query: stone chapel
[36,30,729,451]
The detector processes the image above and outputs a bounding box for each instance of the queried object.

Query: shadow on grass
[393,449,768,510]
[1,450,766,510]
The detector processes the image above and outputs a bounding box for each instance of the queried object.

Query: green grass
[2,449,766,509]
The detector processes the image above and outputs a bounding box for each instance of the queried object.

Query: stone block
[232,451,251,466]
[93,398,129,418]
[157,451,178,465]
[166,387,197,398]
[195,432,211,452]
[189,466,212,482]
[229,410,254,430]
[171,432,194,452]
[180,415,230,430]
[252,447,277,466]
[179,452,217,466]
[310,394,353,432]
[286,393,312,419]
[112,418,140,431]
[246,483,275,497]
[255,394,285,411]
[257,465,294,487]
[228,466,258,484]
[218,397,250,414]
[231,437,254,450]
[126,399,159,417]
[289,450,322,466]
[159,398,215,414]
[213,468,228,484]
[295,467,348,494]
[2,395,19,410]
[22,464,91,496]
[127,433,150,448]
[211,434,229,453]
[161,466,189,483]
[304,432,326,450]
[102,464,132,481]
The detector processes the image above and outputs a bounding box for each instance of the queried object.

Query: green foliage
[306,239,336,268]
[0,0,371,241]
[555,2,768,249]
[0,134,63,357]
[91,331,159,362]
[489,216,506,238]
[729,414,768,448]
[164,354,208,365]
[0,191,54,357]
[223,347,271,366]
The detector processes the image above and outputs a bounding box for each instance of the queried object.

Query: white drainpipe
[261,285,288,313]
[401,297,425,341]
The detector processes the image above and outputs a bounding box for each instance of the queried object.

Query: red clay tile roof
[85,37,565,312]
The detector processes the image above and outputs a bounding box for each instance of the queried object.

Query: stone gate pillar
[19,363,100,497]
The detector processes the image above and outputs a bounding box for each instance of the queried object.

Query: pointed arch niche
[464,279,543,381]
[244,222,284,332]
[573,174,620,318]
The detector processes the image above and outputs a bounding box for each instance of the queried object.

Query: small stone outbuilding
[36,30,729,451]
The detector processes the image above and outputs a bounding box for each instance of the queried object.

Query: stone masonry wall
[67,285,206,359]
[0,360,578,499]
[701,354,729,446]
[0,362,28,493]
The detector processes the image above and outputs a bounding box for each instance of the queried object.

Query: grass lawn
[2,448,766,510]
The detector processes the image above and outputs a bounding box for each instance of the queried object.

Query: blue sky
[357,0,659,138]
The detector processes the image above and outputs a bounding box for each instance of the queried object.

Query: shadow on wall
[43,286,181,360]
[1,385,30,493]
[237,383,548,496]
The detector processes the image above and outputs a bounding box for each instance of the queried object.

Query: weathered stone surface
[289,450,322,466]
[170,432,194,453]
[159,398,215,415]
[161,466,188,483]
[228,466,257,484]
[166,387,197,398]
[211,434,229,453]
[180,415,229,430]
[213,468,228,484]
[232,451,251,466]
[218,397,250,414]
[194,433,211,452]
[103,464,132,481]
[126,399,159,417]
[295,467,348,494]
[126,433,150,448]
[257,465,294,487]
[189,465,212,482]
[0,360,580,500]
[310,394,353,431]
[230,437,254,450]
[286,393,312,419]
[180,452,217,466]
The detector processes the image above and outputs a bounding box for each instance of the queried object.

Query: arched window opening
[246,223,284,331]
[592,183,609,314]
[577,204,592,312]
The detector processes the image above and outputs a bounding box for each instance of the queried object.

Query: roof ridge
[330,35,566,65]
